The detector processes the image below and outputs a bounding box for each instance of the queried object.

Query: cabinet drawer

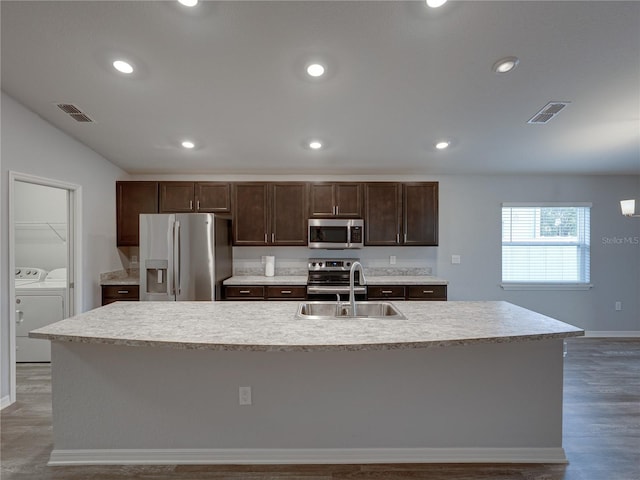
[266,286,306,300]
[407,285,447,301]
[224,286,265,300]
[367,286,405,300]
[102,285,139,300]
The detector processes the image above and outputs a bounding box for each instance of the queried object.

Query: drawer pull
[239,290,251,294]
[422,290,434,294]
[381,290,393,294]
[117,290,129,294]
[281,290,292,294]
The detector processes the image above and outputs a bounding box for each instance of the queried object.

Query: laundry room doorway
[8,172,81,402]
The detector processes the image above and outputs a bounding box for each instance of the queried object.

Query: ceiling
[2,1,639,176]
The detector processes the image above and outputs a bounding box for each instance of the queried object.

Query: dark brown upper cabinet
[116,181,159,246]
[195,182,231,213]
[364,182,438,246]
[159,182,231,213]
[232,182,308,246]
[159,182,195,212]
[309,183,362,218]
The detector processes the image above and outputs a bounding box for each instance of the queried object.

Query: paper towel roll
[265,256,275,277]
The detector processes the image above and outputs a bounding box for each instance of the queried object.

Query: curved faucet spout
[349,261,366,317]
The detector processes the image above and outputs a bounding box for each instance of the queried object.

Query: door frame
[8,171,82,404]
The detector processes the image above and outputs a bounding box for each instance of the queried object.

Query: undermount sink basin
[296,301,406,320]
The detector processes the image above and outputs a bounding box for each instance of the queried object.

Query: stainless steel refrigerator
[139,213,232,301]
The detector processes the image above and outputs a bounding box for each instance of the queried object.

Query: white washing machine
[15,267,67,362]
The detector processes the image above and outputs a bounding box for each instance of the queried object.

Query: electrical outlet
[239,386,252,405]
[615,301,622,311]
[451,255,461,264]
[390,255,396,265]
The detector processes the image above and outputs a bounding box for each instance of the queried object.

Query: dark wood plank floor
[1,338,639,479]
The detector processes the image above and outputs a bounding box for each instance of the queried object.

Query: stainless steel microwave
[308,218,364,249]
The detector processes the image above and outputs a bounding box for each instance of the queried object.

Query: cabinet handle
[404,233,407,243]
[422,290,434,294]
[272,233,275,243]
[281,290,292,294]
[189,200,193,210]
[336,205,340,215]
[196,200,200,210]
[265,233,268,243]
[381,290,393,294]
[240,290,251,294]
[117,290,129,294]
[396,234,400,244]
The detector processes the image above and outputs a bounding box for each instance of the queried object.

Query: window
[501,203,591,288]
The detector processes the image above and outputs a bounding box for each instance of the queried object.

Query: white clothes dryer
[15,267,67,362]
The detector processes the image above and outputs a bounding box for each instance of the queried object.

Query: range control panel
[307,258,360,271]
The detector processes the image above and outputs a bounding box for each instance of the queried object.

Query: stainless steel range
[306,258,367,300]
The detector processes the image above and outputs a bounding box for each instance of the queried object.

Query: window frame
[500,202,593,291]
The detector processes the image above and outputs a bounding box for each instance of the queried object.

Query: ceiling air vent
[527,101,570,124]
[56,103,94,123]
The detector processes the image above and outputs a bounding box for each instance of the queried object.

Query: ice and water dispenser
[145,259,168,294]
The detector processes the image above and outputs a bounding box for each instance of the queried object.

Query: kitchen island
[30,301,583,466]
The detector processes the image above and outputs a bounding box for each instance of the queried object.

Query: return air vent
[527,101,570,124]
[56,103,94,123]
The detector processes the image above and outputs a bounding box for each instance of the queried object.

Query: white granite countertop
[223,275,448,286]
[224,276,307,285]
[30,301,583,352]
[367,276,448,285]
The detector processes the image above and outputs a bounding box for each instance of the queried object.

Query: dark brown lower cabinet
[368,284,447,301]
[101,285,140,306]
[223,285,306,300]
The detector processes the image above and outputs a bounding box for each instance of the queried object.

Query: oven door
[306,285,367,301]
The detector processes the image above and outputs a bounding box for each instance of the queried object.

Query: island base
[49,339,567,465]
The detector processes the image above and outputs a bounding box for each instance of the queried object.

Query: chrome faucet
[349,261,366,317]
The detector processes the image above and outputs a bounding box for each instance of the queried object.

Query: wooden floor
[1,338,639,480]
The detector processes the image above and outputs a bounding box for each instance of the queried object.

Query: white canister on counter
[265,256,275,277]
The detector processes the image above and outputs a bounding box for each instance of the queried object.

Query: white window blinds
[502,203,591,284]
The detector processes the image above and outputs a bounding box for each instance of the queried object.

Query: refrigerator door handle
[174,220,182,296]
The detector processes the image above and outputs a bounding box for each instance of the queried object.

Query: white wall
[14,182,68,272]
[1,92,127,402]
[132,173,640,333]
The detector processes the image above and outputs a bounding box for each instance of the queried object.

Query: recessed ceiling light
[435,141,450,150]
[113,60,134,74]
[309,140,323,150]
[492,56,520,74]
[426,0,447,8]
[181,140,195,149]
[178,0,198,6]
[306,63,325,78]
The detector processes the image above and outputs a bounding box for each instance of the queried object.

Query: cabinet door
[367,285,405,300]
[159,182,195,212]
[195,182,231,213]
[232,183,269,245]
[309,183,335,217]
[407,285,447,301]
[224,286,265,300]
[403,182,438,246]
[364,183,402,245]
[266,286,307,300]
[116,181,158,246]
[271,183,308,245]
[335,183,362,217]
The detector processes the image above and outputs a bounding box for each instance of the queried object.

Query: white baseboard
[48,447,568,466]
[0,395,12,410]
[584,331,640,338]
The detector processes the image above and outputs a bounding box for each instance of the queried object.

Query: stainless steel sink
[296,301,406,320]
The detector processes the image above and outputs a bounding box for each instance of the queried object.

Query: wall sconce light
[620,199,640,217]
